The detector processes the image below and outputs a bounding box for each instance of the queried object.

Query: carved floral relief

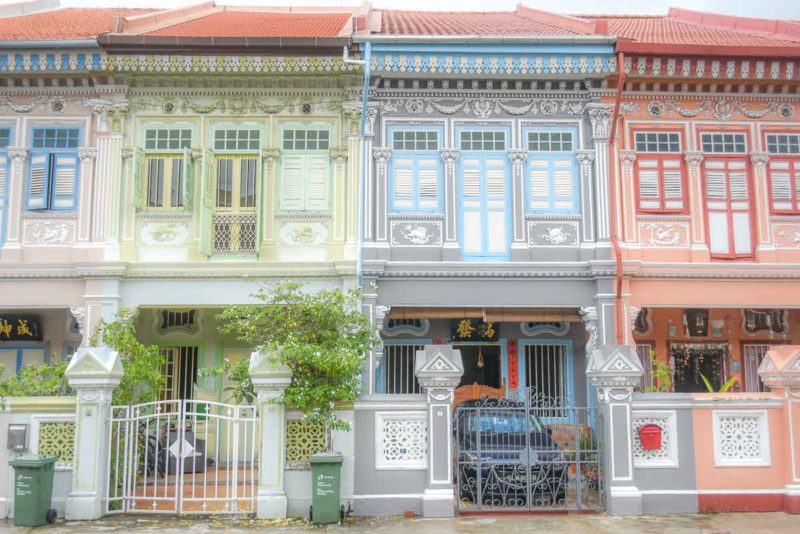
[528,222,579,247]
[23,220,75,245]
[390,221,443,247]
[639,222,690,247]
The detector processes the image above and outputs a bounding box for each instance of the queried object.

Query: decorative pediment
[415,345,464,389]
[758,346,800,388]
[65,347,123,381]
[586,345,644,390]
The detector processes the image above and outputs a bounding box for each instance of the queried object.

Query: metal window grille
[525,344,570,413]
[212,212,257,256]
[383,344,423,394]
[743,344,772,392]
[160,309,196,330]
[636,343,654,391]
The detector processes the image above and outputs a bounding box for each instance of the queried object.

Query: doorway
[455,344,502,388]
[670,343,727,393]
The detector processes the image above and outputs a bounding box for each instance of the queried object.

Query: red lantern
[638,424,662,451]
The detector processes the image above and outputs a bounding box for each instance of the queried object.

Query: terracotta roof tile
[0,8,157,41]
[597,16,800,47]
[378,9,582,36]
[145,10,350,38]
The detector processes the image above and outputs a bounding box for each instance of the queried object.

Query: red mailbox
[638,424,663,451]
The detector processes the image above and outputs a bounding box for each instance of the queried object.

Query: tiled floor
[3,512,800,533]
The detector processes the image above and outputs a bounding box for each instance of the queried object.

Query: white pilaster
[76,147,97,246]
[4,147,29,259]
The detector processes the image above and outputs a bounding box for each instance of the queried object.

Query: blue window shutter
[416,156,440,210]
[50,152,79,210]
[527,155,578,213]
[25,151,50,210]
[391,156,415,210]
[390,154,440,212]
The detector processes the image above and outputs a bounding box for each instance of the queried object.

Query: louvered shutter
[728,162,752,255]
[0,154,7,209]
[552,159,575,211]
[50,153,79,210]
[705,161,730,255]
[416,156,439,209]
[131,148,146,210]
[391,157,414,209]
[662,159,683,210]
[25,152,50,210]
[181,147,193,209]
[198,148,215,255]
[280,153,305,211]
[460,159,482,254]
[637,158,660,210]
[529,160,549,210]
[306,154,330,211]
[769,160,796,212]
[485,158,507,254]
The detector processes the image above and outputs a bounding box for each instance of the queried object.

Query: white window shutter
[705,170,727,199]
[305,154,330,211]
[416,156,438,209]
[770,161,792,210]
[392,157,414,209]
[0,155,7,207]
[663,159,683,210]
[26,152,50,210]
[638,158,660,209]
[486,165,505,198]
[552,162,575,210]
[462,166,481,197]
[728,171,749,200]
[280,154,305,211]
[529,163,549,209]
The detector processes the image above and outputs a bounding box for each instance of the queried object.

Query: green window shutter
[280,153,305,211]
[26,152,50,210]
[131,148,146,210]
[305,153,330,211]
[181,147,193,209]
[198,148,215,255]
[50,153,79,211]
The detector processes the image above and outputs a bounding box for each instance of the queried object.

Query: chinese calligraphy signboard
[451,319,498,342]
[0,315,43,341]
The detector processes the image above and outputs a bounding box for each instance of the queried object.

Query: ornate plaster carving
[528,221,579,247]
[278,223,328,246]
[579,306,599,356]
[586,104,613,139]
[23,220,75,245]
[390,221,443,247]
[639,222,690,248]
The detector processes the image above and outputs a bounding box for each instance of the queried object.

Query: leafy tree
[91,309,165,406]
[0,359,69,397]
[215,282,377,430]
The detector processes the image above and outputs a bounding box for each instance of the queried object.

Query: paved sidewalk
[2,513,800,533]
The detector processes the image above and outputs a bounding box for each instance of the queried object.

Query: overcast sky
[2,0,799,19]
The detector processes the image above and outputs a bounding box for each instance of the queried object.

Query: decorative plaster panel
[285,419,328,470]
[528,221,579,248]
[139,222,190,246]
[278,223,328,246]
[772,223,800,248]
[375,411,428,470]
[712,410,771,467]
[638,222,690,248]
[23,219,75,246]
[390,221,443,247]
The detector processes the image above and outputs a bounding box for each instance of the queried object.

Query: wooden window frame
[632,128,687,215]
[763,132,800,215]
[388,125,443,213]
[702,155,756,260]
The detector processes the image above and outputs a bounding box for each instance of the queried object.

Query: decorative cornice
[108,55,355,75]
[636,215,692,222]
[20,212,78,221]
[273,212,332,222]
[387,213,446,221]
[525,214,582,221]
[362,269,616,280]
[371,53,615,76]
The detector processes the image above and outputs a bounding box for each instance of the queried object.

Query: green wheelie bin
[309,452,343,524]
[9,455,58,527]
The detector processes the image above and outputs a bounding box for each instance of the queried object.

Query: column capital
[373,147,392,164]
[440,150,460,164]
[7,146,29,162]
[507,150,528,165]
[78,147,98,161]
[330,147,348,164]
[579,306,600,356]
[684,151,704,167]
[261,148,281,167]
[586,103,614,140]
[576,150,596,166]
[619,150,637,166]
[750,152,770,167]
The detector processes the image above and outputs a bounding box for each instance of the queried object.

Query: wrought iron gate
[455,389,602,511]
[106,400,258,515]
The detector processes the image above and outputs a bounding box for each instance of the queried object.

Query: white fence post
[64,347,122,520]
[249,350,292,519]
[587,345,644,515]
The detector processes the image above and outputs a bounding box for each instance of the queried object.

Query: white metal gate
[106,400,258,515]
